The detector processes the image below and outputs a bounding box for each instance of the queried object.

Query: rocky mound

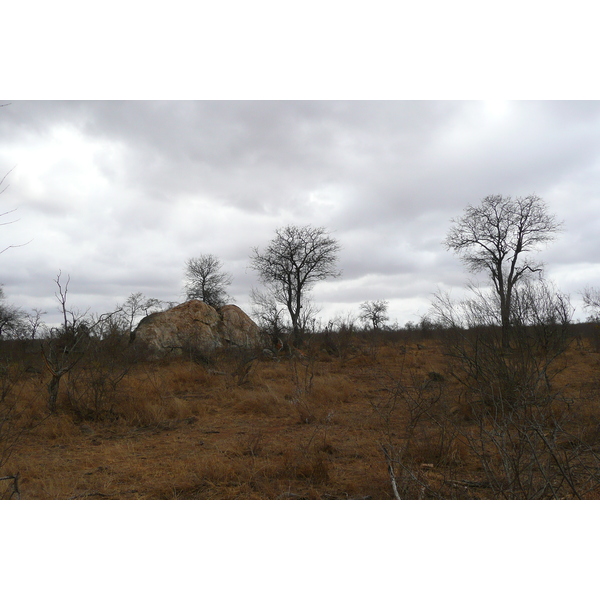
[132,300,262,357]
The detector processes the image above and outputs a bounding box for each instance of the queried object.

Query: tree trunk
[499,281,511,349]
[47,373,62,414]
[501,316,510,349]
[291,315,302,347]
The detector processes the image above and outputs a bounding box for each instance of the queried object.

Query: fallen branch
[381,444,402,500]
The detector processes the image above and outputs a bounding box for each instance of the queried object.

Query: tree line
[3,193,600,350]
[182,194,600,348]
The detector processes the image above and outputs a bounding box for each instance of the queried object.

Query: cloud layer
[1,100,599,326]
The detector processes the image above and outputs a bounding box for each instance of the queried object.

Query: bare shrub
[461,402,600,499]
[64,340,133,421]
[319,314,358,362]
[423,278,600,498]
[373,367,451,499]
[431,279,572,413]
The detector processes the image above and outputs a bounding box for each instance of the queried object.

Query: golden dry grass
[2,332,600,499]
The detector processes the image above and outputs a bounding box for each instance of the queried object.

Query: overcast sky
[5,2,600,580]
[1,100,599,327]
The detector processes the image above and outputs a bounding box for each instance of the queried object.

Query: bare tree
[250,225,341,345]
[24,308,47,340]
[117,292,163,335]
[250,286,286,340]
[445,194,562,347]
[41,273,89,412]
[40,272,123,413]
[184,254,233,308]
[0,286,28,339]
[582,287,600,321]
[359,299,389,330]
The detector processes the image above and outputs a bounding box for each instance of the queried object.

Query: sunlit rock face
[132,300,262,357]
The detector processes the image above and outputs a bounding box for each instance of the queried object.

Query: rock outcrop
[132,300,262,357]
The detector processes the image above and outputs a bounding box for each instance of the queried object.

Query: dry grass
[1,331,600,499]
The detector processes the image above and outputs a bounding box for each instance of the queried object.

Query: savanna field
[2,323,600,500]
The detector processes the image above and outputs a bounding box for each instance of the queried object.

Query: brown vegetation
[2,324,600,500]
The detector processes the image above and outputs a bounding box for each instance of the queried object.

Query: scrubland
[2,324,600,500]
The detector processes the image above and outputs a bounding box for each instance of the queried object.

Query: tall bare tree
[445,194,562,347]
[250,225,341,345]
[183,254,233,308]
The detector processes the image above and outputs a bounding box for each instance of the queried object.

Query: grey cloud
[2,100,600,326]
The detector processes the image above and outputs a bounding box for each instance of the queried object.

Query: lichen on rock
[132,300,262,358]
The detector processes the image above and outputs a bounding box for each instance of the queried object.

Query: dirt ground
[3,331,600,500]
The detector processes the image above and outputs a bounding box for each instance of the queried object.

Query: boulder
[219,304,263,347]
[132,300,262,357]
